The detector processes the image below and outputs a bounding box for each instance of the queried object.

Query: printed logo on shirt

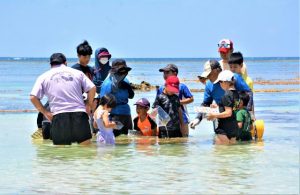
[51,71,74,83]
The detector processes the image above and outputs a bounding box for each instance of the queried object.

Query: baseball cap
[50,53,66,65]
[199,60,221,78]
[111,59,132,73]
[159,64,178,73]
[214,70,234,84]
[218,39,233,53]
[165,75,180,93]
[134,98,150,108]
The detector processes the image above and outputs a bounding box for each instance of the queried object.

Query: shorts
[51,112,92,145]
[109,114,133,137]
[214,127,237,139]
[42,120,51,140]
[158,126,182,138]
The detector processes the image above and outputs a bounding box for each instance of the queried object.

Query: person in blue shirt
[190,60,251,129]
[156,64,194,137]
[100,59,134,137]
[93,48,112,93]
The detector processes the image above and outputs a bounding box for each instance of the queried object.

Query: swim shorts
[51,112,92,145]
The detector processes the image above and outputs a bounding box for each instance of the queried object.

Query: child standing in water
[153,75,184,138]
[235,92,253,141]
[93,94,117,144]
[229,51,254,113]
[206,70,239,145]
[133,98,157,136]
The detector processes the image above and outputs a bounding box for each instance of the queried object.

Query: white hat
[200,60,221,78]
[214,70,234,84]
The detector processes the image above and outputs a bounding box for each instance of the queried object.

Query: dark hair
[239,91,250,106]
[77,40,93,56]
[229,52,243,65]
[50,53,66,65]
[99,94,117,108]
[209,60,222,72]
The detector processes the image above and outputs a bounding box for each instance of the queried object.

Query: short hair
[77,40,93,56]
[229,52,243,65]
[99,94,117,108]
[239,91,250,106]
[210,60,222,71]
[50,53,66,65]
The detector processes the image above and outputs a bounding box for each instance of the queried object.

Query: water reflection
[32,139,97,160]
[205,142,265,193]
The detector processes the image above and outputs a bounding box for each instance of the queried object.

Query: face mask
[99,58,109,65]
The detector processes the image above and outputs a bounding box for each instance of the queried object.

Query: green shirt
[236,108,252,141]
[236,108,252,132]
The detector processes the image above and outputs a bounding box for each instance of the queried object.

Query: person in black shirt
[206,70,239,145]
[71,40,98,134]
[153,75,184,138]
[72,40,94,81]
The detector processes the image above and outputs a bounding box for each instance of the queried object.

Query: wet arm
[93,121,98,129]
[30,95,53,121]
[237,122,243,129]
[102,111,117,128]
[180,96,194,105]
[208,106,232,120]
[178,107,184,126]
[87,86,96,109]
[180,85,194,105]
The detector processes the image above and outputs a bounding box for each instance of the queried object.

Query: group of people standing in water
[30,39,255,145]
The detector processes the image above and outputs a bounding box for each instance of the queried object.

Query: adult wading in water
[93,48,112,93]
[30,53,96,145]
[100,59,134,137]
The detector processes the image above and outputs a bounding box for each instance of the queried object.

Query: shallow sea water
[0,58,299,194]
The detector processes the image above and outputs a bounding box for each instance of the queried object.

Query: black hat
[50,53,66,65]
[111,59,132,73]
[159,64,178,73]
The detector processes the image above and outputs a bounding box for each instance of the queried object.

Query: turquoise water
[0,58,299,194]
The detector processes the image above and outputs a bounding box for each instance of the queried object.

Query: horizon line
[0,56,299,59]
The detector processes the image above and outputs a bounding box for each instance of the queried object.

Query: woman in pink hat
[93,47,112,93]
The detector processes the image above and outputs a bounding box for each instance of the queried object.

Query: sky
[0,0,299,58]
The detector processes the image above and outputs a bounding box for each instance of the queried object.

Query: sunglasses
[218,43,231,48]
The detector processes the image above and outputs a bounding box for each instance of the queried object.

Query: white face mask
[99,58,109,65]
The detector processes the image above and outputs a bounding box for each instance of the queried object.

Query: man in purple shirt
[30,53,96,145]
